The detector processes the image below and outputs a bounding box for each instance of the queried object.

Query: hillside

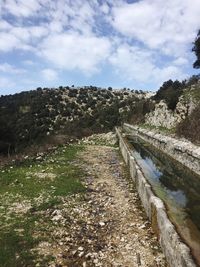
[142,77,200,144]
[1,76,200,157]
[0,86,152,155]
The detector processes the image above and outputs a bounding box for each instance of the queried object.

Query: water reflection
[129,136,200,263]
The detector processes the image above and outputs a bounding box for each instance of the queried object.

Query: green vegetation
[0,144,85,267]
[0,86,142,155]
[129,99,155,124]
[175,79,200,144]
[176,105,200,144]
[153,79,185,110]
[182,82,200,102]
[151,71,200,144]
[193,30,200,68]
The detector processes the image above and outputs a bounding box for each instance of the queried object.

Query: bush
[176,104,200,144]
[129,99,155,125]
[154,80,184,110]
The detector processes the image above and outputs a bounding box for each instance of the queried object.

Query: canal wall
[116,127,197,267]
[123,123,200,176]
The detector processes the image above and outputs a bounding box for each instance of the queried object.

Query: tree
[154,79,184,110]
[192,30,200,68]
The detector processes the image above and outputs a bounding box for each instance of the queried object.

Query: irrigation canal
[128,136,200,265]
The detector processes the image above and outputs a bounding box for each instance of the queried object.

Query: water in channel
[128,136,200,265]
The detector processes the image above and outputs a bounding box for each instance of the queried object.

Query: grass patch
[0,145,85,198]
[0,144,85,266]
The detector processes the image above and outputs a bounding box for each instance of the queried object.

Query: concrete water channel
[128,135,200,266]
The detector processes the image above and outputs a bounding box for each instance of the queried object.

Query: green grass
[0,144,85,267]
[0,145,85,197]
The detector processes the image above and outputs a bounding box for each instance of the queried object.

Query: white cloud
[0,0,96,52]
[0,32,21,52]
[0,0,198,93]
[110,0,200,57]
[3,0,41,17]
[100,3,110,14]
[9,25,48,44]
[0,23,48,52]
[109,44,155,82]
[0,63,26,74]
[40,33,111,74]
[153,66,186,86]
[34,0,97,36]
[109,44,186,88]
[41,68,58,81]
[0,20,12,30]
[173,57,189,66]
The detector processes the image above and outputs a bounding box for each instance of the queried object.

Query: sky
[0,0,200,95]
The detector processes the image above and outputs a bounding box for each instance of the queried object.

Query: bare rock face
[145,101,177,129]
[145,87,198,129]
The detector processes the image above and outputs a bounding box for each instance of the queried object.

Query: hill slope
[142,78,200,144]
[0,86,150,154]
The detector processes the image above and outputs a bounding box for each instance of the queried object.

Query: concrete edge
[115,127,197,267]
[123,123,200,176]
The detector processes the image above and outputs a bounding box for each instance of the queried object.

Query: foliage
[0,87,141,154]
[192,30,200,68]
[129,99,155,124]
[176,104,200,144]
[153,79,185,110]
[185,74,200,87]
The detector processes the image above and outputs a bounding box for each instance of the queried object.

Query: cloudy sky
[0,0,200,95]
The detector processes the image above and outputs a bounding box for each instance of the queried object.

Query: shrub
[176,104,200,144]
[154,80,184,110]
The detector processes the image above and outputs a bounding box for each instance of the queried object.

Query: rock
[79,251,84,257]
[138,224,146,229]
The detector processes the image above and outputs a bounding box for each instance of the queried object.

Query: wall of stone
[123,123,200,176]
[116,127,197,267]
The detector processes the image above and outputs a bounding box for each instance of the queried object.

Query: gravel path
[72,145,168,267]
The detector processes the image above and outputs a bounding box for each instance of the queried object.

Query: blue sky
[0,0,200,95]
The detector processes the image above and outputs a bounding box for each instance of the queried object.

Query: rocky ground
[45,137,168,266]
[0,133,168,267]
[74,145,167,267]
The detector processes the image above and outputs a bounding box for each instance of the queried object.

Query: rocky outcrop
[145,85,198,129]
[145,100,177,129]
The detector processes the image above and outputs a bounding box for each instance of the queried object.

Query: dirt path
[73,145,168,267]
[0,138,168,267]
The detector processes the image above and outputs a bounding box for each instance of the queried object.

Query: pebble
[99,221,105,227]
